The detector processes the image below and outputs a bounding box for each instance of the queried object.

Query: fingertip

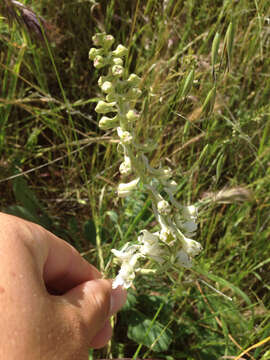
[109,285,127,316]
[89,320,113,349]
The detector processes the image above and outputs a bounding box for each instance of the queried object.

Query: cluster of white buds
[90,33,203,289]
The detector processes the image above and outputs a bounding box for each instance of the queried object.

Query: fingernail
[109,286,127,316]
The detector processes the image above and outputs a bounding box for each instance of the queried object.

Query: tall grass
[0,0,270,359]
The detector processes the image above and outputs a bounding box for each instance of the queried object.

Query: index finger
[42,229,101,294]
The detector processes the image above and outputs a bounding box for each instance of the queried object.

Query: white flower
[117,127,133,144]
[119,155,132,175]
[111,243,138,261]
[182,205,197,220]
[157,199,171,215]
[156,214,175,245]
[174,214,197,237]
[181,220,197,237]
[117,178,140,197]
[138,230,164,263]
[177,250,192,268]
[181,236,202,257]
[112,252,141,289]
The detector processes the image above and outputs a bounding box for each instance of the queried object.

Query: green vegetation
[1,0,270,359]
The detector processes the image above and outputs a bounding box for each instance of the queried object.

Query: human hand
[0,213,126,359]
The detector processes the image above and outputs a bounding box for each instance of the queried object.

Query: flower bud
[101,81,113,93]
[89,47,103,60]
[126,109,140,122]
[92,33,114,48]
[95,100,116,114]
[117,127,133,144]
[104,34,115,49]
[117,178,140,197]
[112,65,124,77]
[113,57,123,66]
[112,44,128,57]
[99,115,119,129]
[128,87,142,99]
[119,155,132,175]
[127,74,141,86]
[93,55,106,69]
[157,199,171,215]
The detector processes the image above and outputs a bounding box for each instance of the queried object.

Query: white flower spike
[90,33,204,289]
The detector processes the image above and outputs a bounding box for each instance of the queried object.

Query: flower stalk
[89,33,203,289]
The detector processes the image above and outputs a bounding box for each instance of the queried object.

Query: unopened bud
[101,81,113,93]
[119,155,132,175]
[117,127,133,144]
[89,47,103,60]
[95,100,116,114]
[112,65,124,77]
[126,110,140,122]
[113,57,123,66]
[92,33,114,49]
[93,55,106,69]
[127,74,141,86]
[99,115,119,129]
[117,178,140,197]
[128,88,142,99]
[112,44,128,57]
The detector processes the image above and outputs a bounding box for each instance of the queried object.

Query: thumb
[62,279,112,342]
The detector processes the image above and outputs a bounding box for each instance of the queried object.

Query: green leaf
[216,153,225,182]
[10,177,52,228]
[121,290,138,312]
[127,310,173,352]
[13,177,41,216]
[6,205,42,224]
